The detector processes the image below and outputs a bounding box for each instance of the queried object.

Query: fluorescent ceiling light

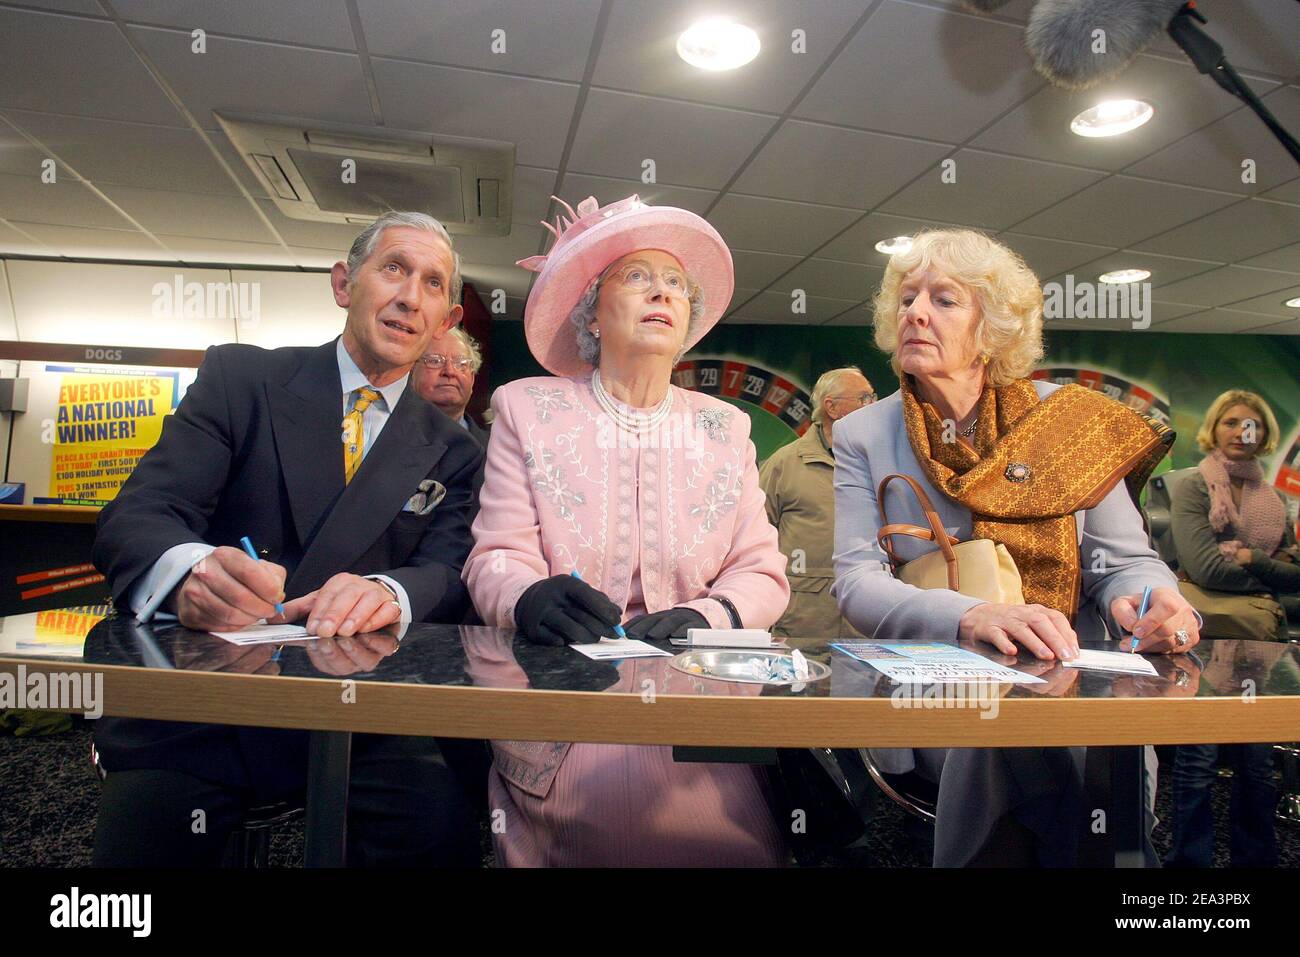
[875,236,913,255]
[1071,99,1154,138]
[1099,268,1151,284]
[677,18,760,71]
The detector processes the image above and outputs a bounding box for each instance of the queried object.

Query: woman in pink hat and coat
[462,195,791,866]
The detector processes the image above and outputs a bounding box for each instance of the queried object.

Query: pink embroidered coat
[462,374,791,866]
[464,375,790,632]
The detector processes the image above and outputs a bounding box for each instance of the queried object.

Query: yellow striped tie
[342,386,381,485]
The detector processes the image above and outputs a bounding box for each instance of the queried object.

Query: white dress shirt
[131,338,413,628]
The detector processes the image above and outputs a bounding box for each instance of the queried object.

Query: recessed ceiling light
[1099,268,1151,284]
[875,236,913,255]
[676,18,760,72]
[1285,296,1300,308]
[1070,99,1154,138]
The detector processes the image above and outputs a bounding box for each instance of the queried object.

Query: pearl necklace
[592,370,674,434]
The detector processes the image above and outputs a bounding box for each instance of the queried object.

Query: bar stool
[89,741,305,867]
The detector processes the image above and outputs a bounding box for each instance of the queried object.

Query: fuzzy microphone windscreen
[1025,0,1188,90]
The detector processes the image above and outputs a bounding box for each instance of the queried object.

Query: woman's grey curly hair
[569,267,707,368]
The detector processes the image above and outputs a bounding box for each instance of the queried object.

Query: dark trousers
[1166,743,1278,868]
[91,734,482,867]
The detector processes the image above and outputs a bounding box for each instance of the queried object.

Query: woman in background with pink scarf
[1167,388,1298,868]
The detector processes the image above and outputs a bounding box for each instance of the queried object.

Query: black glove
[514,575,622,646]
[622,607,708,641]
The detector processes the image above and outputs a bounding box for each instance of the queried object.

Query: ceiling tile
[1132,198,1300,261]
[731,249,802,290]
[289,246,347,269]
[1219,282,1300,319]
[735,120,949,209]
[1238,240,1300,274]
[1246,317,1300,335]
[99,184,277,242]
[10,221,171,259]
[1258,174,1300,206]
[1063,249,1222,288]
[879,148,1105,230]
[1126,86,1300,196]
[0,220,58,256]
[1152,308,1285,333]
[972,54,1277,172]
[772,258,883,302]
[0,8,183,125]
[371,58,578,167]
[592,0,872,113]
[996,233,1115,279]
[0,117,47,176]
[9,1,105,14]
[512,166,560,227]
[568,89,773,190]
[818,211,949,264]
[4,110,243,195]
[358,0,600,82]
[114,0,357,49]
[708,194,860,257]
[254,198,363,251]
[555,172,716,215]
[451,223,545,268]
[1011,176,1239,247]
[730,287,858,323]
[128,25,376,129]
[1151,265,1297,309]
[1142,0,1300,81]
[155,234,296,266]
[0,173,136,229]
[1038,279,1200,331]
[822,301,875,326]
[796,1,1043,141]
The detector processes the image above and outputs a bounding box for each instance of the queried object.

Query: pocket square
[403,478,446,515]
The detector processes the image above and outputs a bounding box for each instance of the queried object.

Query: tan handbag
[876,473,1026,604]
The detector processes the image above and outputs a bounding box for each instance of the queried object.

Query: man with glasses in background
[760,366,876,641]
[412,326,490,448]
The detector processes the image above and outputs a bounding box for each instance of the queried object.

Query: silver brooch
[1004,462,1031,483]
[695,408,731,442]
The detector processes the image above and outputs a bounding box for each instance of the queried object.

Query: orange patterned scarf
[901,377,1174,620]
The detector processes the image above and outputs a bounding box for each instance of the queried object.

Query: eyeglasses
[418,354,475,372]
[603,260,694,299]
[831,391,877,405]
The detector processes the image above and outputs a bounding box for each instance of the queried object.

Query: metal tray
[670,650,831,686]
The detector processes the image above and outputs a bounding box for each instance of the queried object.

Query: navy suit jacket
[91,338,484,791]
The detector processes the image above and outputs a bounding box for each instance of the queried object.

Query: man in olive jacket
[759,367,875,641]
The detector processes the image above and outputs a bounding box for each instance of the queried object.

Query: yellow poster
[47,367,178,502]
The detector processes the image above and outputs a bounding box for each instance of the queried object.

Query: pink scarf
[1198,448,1286,559]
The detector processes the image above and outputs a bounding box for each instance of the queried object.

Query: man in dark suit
[91,211,485,867]
[412,326,490,447]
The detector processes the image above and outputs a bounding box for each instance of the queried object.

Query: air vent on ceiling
[215,113,514,236]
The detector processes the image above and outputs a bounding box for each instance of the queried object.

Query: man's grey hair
[445,325,484,374]
[569,273,706,368]
[346,211,463,305]
[810,366,865,425]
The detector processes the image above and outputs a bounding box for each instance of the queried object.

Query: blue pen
[240,536,286,619]
[570,569,627,638]
[1130,585,1153,653]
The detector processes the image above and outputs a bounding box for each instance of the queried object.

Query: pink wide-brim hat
[517,194,734,377]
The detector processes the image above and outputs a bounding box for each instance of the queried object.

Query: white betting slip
[209,623,311,646]
[569,638,673,660]
[1060,648,1159,676]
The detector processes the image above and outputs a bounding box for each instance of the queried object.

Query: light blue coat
[829,379,1171,865]
[830,379,1177,643]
